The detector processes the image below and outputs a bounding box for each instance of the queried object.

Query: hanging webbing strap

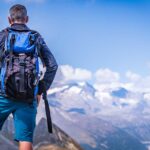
[43,91,53,133]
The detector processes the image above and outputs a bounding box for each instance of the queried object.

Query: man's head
[8,4,28,25]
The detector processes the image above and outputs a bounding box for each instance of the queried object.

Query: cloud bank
[54,64,150,94]
[54,65,92,84]
[95,68,120,83]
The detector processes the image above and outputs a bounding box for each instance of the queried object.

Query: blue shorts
[0,96,37,143]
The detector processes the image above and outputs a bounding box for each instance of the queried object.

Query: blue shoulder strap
[5,29,37,53]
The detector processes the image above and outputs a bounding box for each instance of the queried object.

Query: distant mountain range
[38,80,150,150]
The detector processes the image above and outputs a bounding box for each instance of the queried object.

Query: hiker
[0,4,58,150]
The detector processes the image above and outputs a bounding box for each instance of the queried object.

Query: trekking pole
[34,71,53,133]
[43,91,53,133]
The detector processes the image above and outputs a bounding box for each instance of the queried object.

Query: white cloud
[124,72,150,93]
[55,65,92,83]
[126,71,141,81]
[144,93,150,101]
[93,68,150,93]
[94,68,120,83]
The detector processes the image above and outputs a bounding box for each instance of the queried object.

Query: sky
[0,0,150,85]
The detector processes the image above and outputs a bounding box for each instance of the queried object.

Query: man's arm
[0,30,6,49]
[0,30,7,68]
[37,35,58,94]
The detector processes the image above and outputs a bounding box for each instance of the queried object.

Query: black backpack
[0,28,40,103]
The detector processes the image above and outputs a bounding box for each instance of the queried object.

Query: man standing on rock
[0,4,58,150]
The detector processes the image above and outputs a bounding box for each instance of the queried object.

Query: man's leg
[19,141,33,150]
[13,100,37,149]
[0,96,14,130]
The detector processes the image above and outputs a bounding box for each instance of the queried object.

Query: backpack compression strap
[43,91,53,133]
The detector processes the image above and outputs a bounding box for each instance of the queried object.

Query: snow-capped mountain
[35,79,150,150]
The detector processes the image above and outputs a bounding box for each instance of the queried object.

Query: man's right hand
[37,94,42,106]
[38,80,46,95]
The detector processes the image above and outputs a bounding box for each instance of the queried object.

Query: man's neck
[11,21,26,25]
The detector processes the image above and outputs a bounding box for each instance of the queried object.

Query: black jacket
[0,23,58,93]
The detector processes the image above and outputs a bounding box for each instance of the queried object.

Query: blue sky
[0,0,150,78]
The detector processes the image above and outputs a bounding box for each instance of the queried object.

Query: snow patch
[47,85,69,95]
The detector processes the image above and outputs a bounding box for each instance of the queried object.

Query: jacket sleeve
[37,34,58,91]
[0,31,5,49]
[0,30,6,68]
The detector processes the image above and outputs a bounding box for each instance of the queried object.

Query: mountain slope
[0,134,17,150]
[50,107,147,150]
[1,117,83,150]
[38,81,149,150]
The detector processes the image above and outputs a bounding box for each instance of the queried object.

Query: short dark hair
[9,4,27,22]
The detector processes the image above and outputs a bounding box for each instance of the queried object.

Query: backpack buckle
[20,62,25,66]
[19,54,26,66]
[19,58,25,66]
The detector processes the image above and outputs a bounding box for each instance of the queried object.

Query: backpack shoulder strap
[2,27,10,33]
[32,32,45,67]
